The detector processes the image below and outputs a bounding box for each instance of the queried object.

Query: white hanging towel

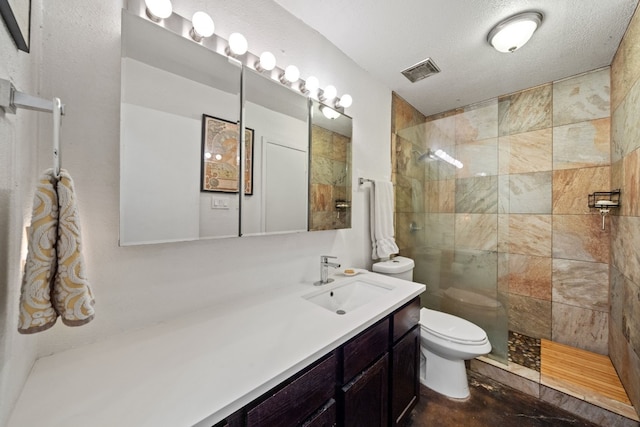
[19,169,95,334]
[370,180,399,260]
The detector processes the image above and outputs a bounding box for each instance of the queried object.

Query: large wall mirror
[241,69,309,236]
[119,9,352,246]
[309,101,352,230]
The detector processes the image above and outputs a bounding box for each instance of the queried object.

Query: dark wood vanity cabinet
[245,353,337,427]
[390,299,421,427]
[216,297,420,427]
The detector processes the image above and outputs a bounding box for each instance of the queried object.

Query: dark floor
[407,371,599,427]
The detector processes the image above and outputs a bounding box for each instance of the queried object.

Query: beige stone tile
[609,323,640,416]
[623,148,640,217]
[310,183,333,212]
[426,179,454,213]
[623,278,640,359]
[396,174,417,214]
[498,84,552,136]
[475,355,541,383]
[617,78,640,162]
[392,92,425,133]
[424,115,455,148]
[502,128,552,174]
[552,166,610,214]
[455,138,498,178]
[396,137,423,180]
[540,383,639,425]
[508,293,551,339]
[454,214,497,251]
[553,68,610,127]
[332,133,349,162]
[396,212,424,251]
[497,252,509,293]
[497,214,509,253]
[552,214,610,263]
[552,259,609,312]
[311,125,332,158]
[507,254,552,301]
[611,8,640,113]
[611,216,640,287]
[507,214,552,257]
[509,172,552,214]
[553,118,610,170]
[551,302,608,355]
[423,214,455,250]
[470,358,540,398]
[455,176,498,213]
[455,99,498,143]
[612,159,624,198]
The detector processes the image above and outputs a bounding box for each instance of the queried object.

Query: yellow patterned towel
[18,169,95,334]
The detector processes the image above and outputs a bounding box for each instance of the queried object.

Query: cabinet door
[341,353,389,427]
[391,326,420,427]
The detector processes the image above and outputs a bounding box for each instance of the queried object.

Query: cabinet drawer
[246,353,336,427]
[393,298,420,343]
[302,398,336,427]
[342,318,389,383]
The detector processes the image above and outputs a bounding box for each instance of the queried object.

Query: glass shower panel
[395,100,508,364]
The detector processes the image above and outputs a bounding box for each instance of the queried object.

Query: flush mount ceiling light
[487,11,543,53]
[320,105,341,120]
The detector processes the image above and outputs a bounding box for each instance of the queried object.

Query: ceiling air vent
[401,58,440,83]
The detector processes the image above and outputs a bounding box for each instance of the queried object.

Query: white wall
[0,1,42,423]
[1,0,392,422]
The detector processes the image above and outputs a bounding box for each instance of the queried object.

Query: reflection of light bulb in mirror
[190,11,214,42]
[236,155,240,165]
[204,152,212,160]
[228,33,248,55]
[320,105,341,120]
[215,154,222,161]
[256,51,276,71]
[300,76,319,94]
[145,0,173,21]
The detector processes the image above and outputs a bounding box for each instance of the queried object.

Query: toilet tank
[372,256,415,281]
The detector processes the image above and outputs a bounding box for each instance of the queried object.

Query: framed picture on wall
[0,0,31,52]
[200,114,254,195]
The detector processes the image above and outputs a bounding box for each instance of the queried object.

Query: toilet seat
[420,308,488,345]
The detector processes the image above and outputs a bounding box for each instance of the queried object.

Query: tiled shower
[392,67,612,366]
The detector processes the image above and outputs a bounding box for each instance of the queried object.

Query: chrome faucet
[314,255,340,286]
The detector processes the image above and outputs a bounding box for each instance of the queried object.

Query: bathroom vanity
[8,273,424,427]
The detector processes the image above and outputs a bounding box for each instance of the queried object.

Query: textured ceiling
[274,0,639,117]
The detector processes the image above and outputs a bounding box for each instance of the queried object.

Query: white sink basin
[304,280,394,314]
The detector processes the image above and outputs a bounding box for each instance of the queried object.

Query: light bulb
[320,84,337,101]
[204,152,212,160]
[145,0,172,21]
[281,65,300,83]
[228,33,248,56]
[336,94,353,109]
[301,76,319,94]
[190,11,214,42]
[256,51,276,72]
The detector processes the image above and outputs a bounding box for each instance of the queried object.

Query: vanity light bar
[132,0,353,111]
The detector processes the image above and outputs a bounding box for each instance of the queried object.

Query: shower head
[413,149,438,163]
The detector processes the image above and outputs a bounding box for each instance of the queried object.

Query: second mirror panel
[241,69,310,236]
[309,101,352,231]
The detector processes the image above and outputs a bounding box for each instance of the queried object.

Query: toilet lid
[420,308,487,345]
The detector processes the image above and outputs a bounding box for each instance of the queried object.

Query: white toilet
[372,257,492,399]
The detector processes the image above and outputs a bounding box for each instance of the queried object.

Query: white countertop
[8,272,424,427]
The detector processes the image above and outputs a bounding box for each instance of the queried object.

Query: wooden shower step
[540,339,638,421]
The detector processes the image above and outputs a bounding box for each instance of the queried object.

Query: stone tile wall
[309,124,351,230]
[392,67,613,365]
[611,3,640,416]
